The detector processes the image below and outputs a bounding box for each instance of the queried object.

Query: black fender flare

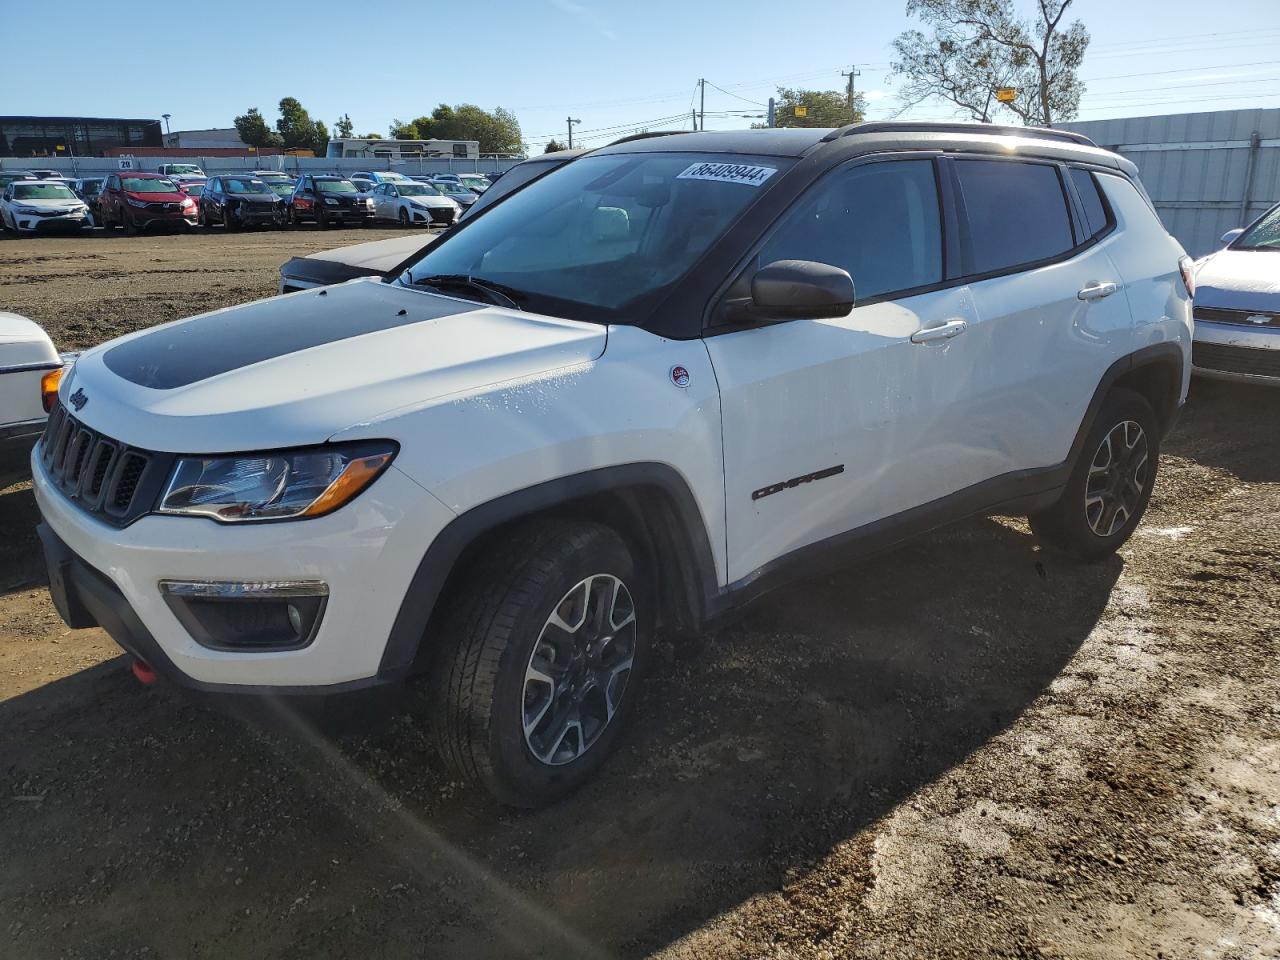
[377,462,722,678]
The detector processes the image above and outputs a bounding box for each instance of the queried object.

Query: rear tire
[428,519,649,808]
[1030,388,1160,562]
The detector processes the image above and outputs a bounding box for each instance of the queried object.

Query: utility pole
[698,78,705,132]
[767,97,776,128]
[566,116,580,149]
[841,65,861,121]
[691,109,697,131]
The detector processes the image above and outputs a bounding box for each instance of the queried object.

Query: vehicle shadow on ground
[1169,378,1280,483]
[0,485,43,596]
[0,515,1119,959]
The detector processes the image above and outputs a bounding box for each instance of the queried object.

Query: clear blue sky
[4,0,1278,153]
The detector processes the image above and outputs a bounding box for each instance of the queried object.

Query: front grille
[245,200,276,213]
[39,401,174,527]
[1193,342,1280,379]
[1194,306,1280,329]
[427,207,454,224]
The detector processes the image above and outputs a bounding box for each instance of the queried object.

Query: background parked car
[456,173,490,194]
[288,175,374,227]
[1,179,92,235]
[1191,200,1280,385]
[72,178,107,223]
[98,173,198,234]
[21,169,63,180]
[264,179,296,202]
[427,178,478,213]
[350,170,413,185]
[198,175,286,230]
[0,312,66,490]
[370,181,461,227]
[157,163,206,182]
[350,177,377,195]
[0,172,36,193]
[178,179,207,202]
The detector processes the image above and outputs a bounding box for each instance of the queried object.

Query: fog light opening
[287,603,303,638]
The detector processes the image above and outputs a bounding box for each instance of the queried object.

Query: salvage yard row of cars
[1,123,1278,810]
[0,167,498,235]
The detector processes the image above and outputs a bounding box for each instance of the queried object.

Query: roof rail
[608,130,694,146]
[821,121,1097,148]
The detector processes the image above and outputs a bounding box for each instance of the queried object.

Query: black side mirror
[750,259,855,321]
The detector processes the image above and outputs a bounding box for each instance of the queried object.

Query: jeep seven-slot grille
[39,401,175,527]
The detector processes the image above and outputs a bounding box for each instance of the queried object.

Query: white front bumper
[32,453,454,687]
[1192,320,1280,384]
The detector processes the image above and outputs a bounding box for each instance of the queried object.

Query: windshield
[79,181,104,196]
[123,177,178,194]
[225,177,269,194]
[317,180,358,194]
[400,152,791,321]
[14,183,76,200]
[183,183,205,196]
[433,182,467,194]
[1235,204,1280,251]
[269,182,294,196]
[397,184,437,196]
[167,165,202,175]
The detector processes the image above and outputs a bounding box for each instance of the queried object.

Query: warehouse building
[1060,107,1279,257]
[0,116,162,158]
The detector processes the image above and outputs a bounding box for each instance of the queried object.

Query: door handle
[1077,281,1118,301]
[910,318,968,344]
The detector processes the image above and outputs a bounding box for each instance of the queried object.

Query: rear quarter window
[955,159,1075,275]
[1069,168,1112,239]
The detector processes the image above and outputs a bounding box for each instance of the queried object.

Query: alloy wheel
[522,574,638,766]
[1085,419,1149,537]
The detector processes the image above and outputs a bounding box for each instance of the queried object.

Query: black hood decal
[102,283,482,390]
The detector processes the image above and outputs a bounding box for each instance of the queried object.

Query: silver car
[1192,202,1280,385]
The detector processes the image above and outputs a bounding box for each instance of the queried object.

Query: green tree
[362,132,383,140]
[334,113,354,139]
[543,138,568,153]
[759,87,866,128]
[276,97,328,153]
[233,107,281,148]
[389,118,421,140]
[404,104,524,154]
[891,0,1089,126]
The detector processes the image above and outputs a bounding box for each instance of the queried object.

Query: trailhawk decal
[751,465,845,501]
[676,162,778,187]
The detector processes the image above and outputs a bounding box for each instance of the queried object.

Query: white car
[32,124,1191,807]
[350,170,413,185]
[1,313,66,489]
[157,163,207,182]
[1190,201,1280,385]
[1,179,91,235]
[369,181,461,227]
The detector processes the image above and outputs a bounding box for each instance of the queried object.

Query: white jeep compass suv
[32,123,1193,807]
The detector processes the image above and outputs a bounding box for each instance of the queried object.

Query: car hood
[60,278,606,453]
[1194,249,1280,312]
[128,191,188,203]
[11,197,82,209]
[0,311,59,366]
[227,191,280,202]
[409,195,455,207]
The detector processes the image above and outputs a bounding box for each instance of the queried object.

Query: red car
[98,172,198,233]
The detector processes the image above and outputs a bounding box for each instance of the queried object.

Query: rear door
[948,157,1132,477]
[707,155,991,584]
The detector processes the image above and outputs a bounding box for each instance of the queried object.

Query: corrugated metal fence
[1060,108,1280,257]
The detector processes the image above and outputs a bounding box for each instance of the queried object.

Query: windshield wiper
[410,273,526,310]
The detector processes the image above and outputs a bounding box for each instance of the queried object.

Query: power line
[1082,59,1280,82]
[702,80,768,108]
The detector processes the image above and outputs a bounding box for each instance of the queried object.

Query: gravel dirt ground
[1,230,1277,960]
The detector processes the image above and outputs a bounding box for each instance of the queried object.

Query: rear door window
[955,159,1074,275]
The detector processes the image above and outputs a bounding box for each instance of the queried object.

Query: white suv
[32,123,1192,807]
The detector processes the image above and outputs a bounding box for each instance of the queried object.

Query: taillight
[1178,256,1195,298]
[41,367,64,412]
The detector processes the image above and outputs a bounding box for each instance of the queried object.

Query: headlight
[324,197,339,205]
[126,197,148,208]
[158,442,396,523]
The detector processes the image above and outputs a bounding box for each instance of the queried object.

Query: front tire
[429,520,649,808]
[399,207,410,227]
[1030,388,1160,562]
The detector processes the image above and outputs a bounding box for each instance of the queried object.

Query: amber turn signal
[40,367,64,413]
[300,452,395,518]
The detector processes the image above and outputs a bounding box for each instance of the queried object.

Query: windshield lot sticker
[677,162,777,187]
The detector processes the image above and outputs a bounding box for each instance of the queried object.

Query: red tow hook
[131,658,157,686]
